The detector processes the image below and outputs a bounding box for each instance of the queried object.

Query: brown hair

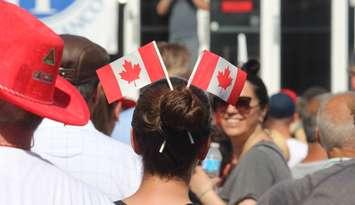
[242,59,269,110]
[0,100,42,131]
[91,84,118,135]
[131,77,211,182]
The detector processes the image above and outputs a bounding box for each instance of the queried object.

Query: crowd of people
[1,1,355,205]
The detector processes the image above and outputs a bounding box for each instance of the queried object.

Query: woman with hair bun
[115,77,212,205]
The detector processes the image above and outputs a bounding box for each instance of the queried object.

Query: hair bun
[159,89,205,132]
[241,59,260,76]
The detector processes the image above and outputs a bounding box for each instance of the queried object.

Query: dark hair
[131,77,211,182]
[0,100,42,131]
[241,59,269,109]
[92,84,117,135]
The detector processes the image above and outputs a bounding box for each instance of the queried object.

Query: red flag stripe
[191,51,219,90]
[96,64,122,103]
[227,69,247,105]
[139,42,165,82]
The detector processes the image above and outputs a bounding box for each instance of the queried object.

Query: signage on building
[8,0,118,54]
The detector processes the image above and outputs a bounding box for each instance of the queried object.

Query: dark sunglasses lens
[214,98,228,110]
[236,97,251,110]
[214,97,253,114]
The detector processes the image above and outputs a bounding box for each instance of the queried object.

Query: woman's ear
[131,129,141,155]
[259,106,268,123]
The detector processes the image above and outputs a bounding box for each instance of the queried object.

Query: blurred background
[8,0,355,94]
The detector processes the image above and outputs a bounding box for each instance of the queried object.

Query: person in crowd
[92,84,135,136]
[291,87,329,178]
[264,92,308,167]
[116,77,211,205]
[110,88,139,145]
[281,88,307,143]
[188,60,291,205]
[32,34,142,202]
[156,0,209,66]
[0,2,113,204]
[258,92,355,204]
[91,84,120,135]
[158,41,191,78]
[216,60,291,205]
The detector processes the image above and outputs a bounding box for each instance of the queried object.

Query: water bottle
[202,142,222,178]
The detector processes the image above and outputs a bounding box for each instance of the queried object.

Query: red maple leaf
[119,60,141,86]
[217,67,232,90]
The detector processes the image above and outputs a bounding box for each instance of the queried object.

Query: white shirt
[287,138,309,167]
[0,147,113,205]
[32,119,142,201]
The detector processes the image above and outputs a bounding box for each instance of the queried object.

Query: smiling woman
[215,59,291,205]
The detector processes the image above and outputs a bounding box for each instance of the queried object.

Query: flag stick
[153,41,173,90]
[187,51,204,88]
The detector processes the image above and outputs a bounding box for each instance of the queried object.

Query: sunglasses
[213,96,258,114]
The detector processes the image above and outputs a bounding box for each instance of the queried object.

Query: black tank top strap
[114,200,126,205]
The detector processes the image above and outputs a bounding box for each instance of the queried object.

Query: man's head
[59,34,110,108]
[298,87,328,143]
[266,93,295,125]
[157,42,191,78]
[317,92,355,153]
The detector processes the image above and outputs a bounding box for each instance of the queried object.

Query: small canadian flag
[97,41,170,103]
[188,51,247,105]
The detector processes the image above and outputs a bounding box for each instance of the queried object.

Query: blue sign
[19,0,75,18]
